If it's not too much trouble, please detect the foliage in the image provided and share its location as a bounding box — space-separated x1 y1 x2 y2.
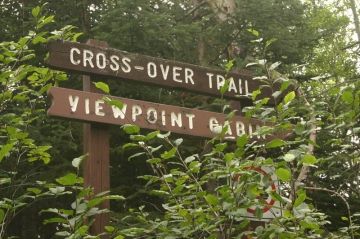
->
0 1 359 238
0 5 122 238
42 156 124 238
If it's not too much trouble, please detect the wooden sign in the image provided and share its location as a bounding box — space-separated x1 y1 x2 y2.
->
48 87 282 140
46 41 281 104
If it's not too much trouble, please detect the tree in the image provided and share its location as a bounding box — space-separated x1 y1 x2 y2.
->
1 1 359 238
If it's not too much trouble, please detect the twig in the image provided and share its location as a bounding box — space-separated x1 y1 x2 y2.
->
304 186 354 239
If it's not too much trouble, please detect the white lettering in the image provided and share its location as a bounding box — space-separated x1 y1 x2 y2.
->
70 48 81 65
85 98 90 115
207 73 214 89
239 79 243 94
95 100 105 116
160 64 170 80
83 50 94 68
96 53 106 69
121 57 131 73
171 112 182 127
245 80 249 95
236 121 246 136
147 62 157 78
146 107 158 124
185 68 194 84
161 110 166 126
132 105 142 121
110 55 120 71
68 95 79 112
228 77 237 93
185 113 195 129
112 104 127 119
248 124 253 136
173 66 182 83
209 117 221 134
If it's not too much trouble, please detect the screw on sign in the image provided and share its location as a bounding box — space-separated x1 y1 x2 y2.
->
233 166 282 221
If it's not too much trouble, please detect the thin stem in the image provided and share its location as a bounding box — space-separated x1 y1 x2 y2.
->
304 186 354 239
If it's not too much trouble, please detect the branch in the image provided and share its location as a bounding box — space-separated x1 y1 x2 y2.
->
295 87 317 187
304 186 354 239
286 87 317 210
341 40 360 50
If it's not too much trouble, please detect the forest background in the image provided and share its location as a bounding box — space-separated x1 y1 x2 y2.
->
0 0 359 238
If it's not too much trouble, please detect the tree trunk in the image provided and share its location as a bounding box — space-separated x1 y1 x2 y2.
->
207 0 236 22
348 0 360 43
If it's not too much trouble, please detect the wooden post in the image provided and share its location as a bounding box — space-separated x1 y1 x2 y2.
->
83 39 110 237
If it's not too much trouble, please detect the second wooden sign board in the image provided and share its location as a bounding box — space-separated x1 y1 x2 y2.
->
48 87 285 141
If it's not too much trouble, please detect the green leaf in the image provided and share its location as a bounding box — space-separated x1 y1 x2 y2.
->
294 189 306 207
189 161 201 173
145 131 159 141
72 155 86 169
301 154 317 166
220 79 230 95
269 62 281 70
247 28 259 37
215 143 227 152
255 207 263 219
0 143 14 162
341 90 353 104
122 124 140 134
76 225 89 236
270 191 285 203
275 168 291 182
105 226 115 233
146 158 162 164
252 89 261 101
236 134 248 148
27 187 42 195
283 91 295 104
205 194 219 206
114 235 125 239
56 173 83 186
32 36 47 44
174 138 183 146
280 81 290 92
94 82 110 94
32 6 41 17
43 217 68 225
128 152 145 161
161 147 177 160
283 153 295 162
265 38 277 48
88 197 105 208
224 153 234 162
184 155 196 164
0 209 4 222
0 178 11 185
157 131 171 139
266 139 285 149
225 60 234 72
103 97 124 109
130 134 146 141
122 143 139 150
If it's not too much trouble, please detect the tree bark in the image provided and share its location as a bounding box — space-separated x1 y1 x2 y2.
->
348 0 360 43
207 0 236 22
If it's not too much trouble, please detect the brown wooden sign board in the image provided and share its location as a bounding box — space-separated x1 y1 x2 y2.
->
48 87 284 141
46 41 281 104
